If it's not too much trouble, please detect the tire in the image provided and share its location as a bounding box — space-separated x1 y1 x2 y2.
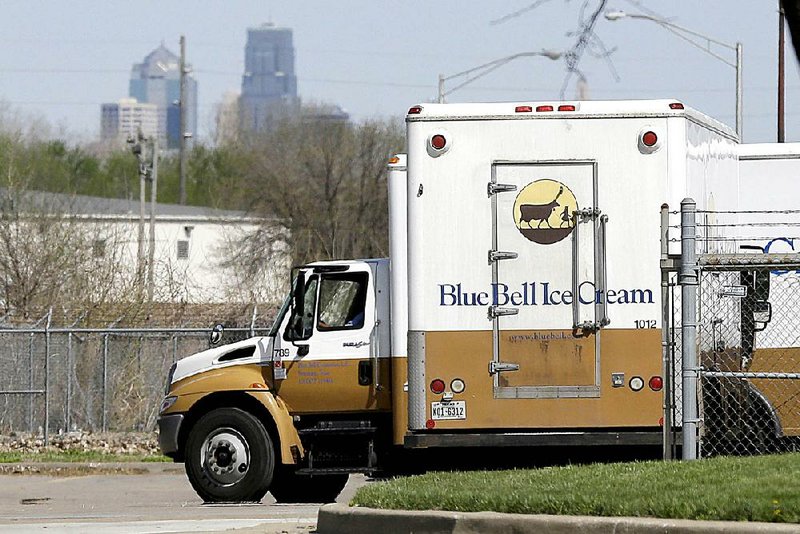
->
270 467 349 503
184 407 275 502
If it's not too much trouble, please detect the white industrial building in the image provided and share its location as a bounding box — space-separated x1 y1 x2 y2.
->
10 190 289 305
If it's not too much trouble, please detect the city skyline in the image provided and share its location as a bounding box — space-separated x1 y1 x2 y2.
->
0 2 797 144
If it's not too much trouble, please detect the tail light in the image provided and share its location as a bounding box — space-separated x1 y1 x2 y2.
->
649 376 664 391
430 134 447 150
430 379 446 394
642 131 658 147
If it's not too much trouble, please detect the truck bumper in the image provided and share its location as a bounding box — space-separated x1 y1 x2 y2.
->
157 413 184 458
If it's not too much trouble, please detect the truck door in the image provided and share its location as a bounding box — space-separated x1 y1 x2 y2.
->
489 161 608 399
270 264 387 412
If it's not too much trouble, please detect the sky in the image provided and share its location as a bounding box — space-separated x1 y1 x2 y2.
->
0 1 796 144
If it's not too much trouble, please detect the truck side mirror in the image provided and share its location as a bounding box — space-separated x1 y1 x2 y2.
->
753 300 772 332
209 324 224 346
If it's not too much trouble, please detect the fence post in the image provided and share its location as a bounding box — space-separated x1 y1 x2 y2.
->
66 332 72 432
102 333 108 432
28 333 34 433
44 309 51 445
680 198 699 460
660 204 673 460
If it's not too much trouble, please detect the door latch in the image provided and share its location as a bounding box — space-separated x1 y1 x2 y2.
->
489 361 520 375
488 306 519 319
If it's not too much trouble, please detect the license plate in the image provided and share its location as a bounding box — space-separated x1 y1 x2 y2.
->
431 401 466 420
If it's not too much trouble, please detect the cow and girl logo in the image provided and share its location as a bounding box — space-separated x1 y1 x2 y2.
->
513 179 578 245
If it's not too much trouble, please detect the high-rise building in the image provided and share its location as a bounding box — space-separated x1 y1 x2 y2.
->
100 98 159 144
129 44 197 148
239 23 299 132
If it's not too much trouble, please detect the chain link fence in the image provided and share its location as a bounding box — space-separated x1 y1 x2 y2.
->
0 324 269 444
663 200 800 459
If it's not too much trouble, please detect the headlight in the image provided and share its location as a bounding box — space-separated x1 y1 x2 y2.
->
160 396 178 414
165 363 177 395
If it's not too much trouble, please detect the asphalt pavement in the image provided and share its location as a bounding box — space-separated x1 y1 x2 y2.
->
0 462 368 533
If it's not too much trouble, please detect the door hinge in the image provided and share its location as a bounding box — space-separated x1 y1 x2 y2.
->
489 361 520 375
488 183 517 196
488 306 519 319
488 250 518 263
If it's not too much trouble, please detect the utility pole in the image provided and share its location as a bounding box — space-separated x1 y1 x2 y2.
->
179 35 188 205
147 137 158 303
128 132 148 292
779 3 786 142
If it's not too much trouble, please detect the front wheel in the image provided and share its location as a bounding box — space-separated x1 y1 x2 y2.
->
185 407 275 502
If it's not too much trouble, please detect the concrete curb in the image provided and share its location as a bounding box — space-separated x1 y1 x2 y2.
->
317 503 800 534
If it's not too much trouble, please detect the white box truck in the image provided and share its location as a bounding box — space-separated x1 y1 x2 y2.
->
158 100 739 502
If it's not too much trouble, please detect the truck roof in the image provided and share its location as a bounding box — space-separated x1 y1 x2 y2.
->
407 99 736 140
738 142 800 159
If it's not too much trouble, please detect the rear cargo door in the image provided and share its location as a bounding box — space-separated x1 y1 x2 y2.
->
489 161 606 399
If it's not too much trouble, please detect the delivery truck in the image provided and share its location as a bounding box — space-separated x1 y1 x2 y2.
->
158 99 740 503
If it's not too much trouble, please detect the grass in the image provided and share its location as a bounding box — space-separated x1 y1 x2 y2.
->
0 450 170 463
352 453 800 523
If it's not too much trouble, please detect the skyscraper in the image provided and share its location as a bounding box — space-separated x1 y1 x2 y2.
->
129 44 197 148
239 23 299 132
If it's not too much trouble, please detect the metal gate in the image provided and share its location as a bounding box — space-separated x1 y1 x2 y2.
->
662 199 800 459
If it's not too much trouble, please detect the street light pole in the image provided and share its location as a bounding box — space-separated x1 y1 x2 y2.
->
605 11 743 139
438 49 562 103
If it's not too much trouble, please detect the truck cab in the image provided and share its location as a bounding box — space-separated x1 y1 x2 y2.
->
158 259 393 503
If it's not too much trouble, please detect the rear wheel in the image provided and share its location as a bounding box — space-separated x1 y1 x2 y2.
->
185 407 274 502
270 467 349 503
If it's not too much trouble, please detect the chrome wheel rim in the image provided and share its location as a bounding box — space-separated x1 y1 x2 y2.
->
201 427 250 486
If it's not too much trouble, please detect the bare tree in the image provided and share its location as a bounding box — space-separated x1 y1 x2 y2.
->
235 109 404 266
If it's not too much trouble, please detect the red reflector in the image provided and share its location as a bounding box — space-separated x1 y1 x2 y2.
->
431 134 447 150
669 102 684 110
408 106 422 114
659 416 664 427
649 376 664 391
642 131 658 147
430 379 446 394
515 105 533 113
426 419 436 429
536 105 554 112
558 105 576 111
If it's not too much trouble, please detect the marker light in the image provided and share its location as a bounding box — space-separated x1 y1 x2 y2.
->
388 156 400 164
450 378 466 394
536 105 554 112
408 106 422 115
649 376 664 391
430 379 446 394
630 376 644 392
515 105 533 113
431 134 447 150
160 396 177 414
558 105 576 111
669 102 685 110
642 131 658 147
249 382 267 389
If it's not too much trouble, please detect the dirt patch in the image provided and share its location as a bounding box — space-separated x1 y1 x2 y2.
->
0 463 151 476
0 431 159 456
